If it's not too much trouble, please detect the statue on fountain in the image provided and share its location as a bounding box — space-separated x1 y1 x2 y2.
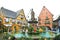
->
28 9 38 29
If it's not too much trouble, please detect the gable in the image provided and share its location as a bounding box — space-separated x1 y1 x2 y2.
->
17 9 27 21
39 6 53 18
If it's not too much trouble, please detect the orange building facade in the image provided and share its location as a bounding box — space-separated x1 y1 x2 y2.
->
38 6 53 29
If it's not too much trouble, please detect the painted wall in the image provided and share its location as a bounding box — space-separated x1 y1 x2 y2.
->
0 9 27 31
38 6 53 29
16 9 27 26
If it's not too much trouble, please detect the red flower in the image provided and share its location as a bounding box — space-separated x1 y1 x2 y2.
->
34 29 36 32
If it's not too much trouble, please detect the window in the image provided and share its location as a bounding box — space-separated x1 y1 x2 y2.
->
21 15 24 16
20 15 24 18
45 20 50 24
45 16 49 20
17 22 20 24
5 18 10 23
17 20 20 24
12 20 16 24
38 18 41 21
23 23 25 25
39 22 41 24
17 20 22 24
21 18 23 20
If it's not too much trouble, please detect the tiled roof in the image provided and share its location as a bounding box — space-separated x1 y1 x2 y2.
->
0 7 17 18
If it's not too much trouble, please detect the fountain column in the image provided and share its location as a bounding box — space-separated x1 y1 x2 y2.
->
28 9 38 29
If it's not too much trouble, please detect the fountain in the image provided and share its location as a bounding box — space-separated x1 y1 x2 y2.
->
28 9 38 29
27 9 39 40
8 9 38 39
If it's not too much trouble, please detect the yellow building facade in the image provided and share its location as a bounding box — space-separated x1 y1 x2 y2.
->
16 9 27 26
0 7 27 32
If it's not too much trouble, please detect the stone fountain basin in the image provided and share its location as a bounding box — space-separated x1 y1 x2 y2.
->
13 33 25 38
28 20 38 23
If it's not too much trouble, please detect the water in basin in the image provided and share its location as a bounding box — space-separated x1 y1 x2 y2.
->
14 33 25 38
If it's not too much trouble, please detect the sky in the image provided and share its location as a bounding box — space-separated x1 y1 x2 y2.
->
0 0 60 20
